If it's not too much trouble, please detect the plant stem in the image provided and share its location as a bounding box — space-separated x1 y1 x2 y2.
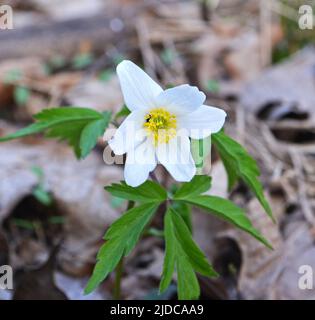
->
113 257 124 300
127 200 135 210
113 200 134 300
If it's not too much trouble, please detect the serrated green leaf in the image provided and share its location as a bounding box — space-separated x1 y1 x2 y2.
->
170 208 218 277
105 203 158 254
191 136 211 174
159 208 218 299
0 107 111 159
179 194 272 249
105 180 167 203
220 152 238 191
84 237 125 295
213 131 274 221
173 175 211 200
171 201 192 233
159 210 176 293
85 203 158 294
176 250 200 300
80 115 111 158
45 119 87 157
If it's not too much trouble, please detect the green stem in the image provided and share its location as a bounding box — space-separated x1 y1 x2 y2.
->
112 200 134 300
113 257 124 300
127 200 135 210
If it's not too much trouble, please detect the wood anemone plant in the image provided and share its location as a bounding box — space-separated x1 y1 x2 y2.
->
0 60 274 300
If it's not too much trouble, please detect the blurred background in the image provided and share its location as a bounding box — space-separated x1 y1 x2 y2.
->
0 0 314 300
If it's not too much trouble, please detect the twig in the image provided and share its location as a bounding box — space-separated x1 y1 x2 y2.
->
259 0 272 67
136 18 156 77
290 150 315 226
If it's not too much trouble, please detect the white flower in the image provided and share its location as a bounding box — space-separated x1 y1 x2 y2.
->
108 60 226 187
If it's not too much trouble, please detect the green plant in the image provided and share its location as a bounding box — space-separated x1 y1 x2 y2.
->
0 60 274 300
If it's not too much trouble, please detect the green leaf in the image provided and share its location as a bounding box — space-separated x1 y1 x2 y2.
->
14 86 30 106
79 115 111 158
99 68 114 82
48 216 65 224
179 194 272 249
85 203 158 294
171 201 192 233
12 218 36 230
171 208 218 277
159 210 176 294
0 107 111 159
191 136 212 174
31 165 44 180
85 237 125 295
110 196 126 209
205 79 220 93
105 180 167 203
72 53 93 69
146 227 164 238
161 48 175 65
114 104 131 120
173 175 211 200
213 131 274 221
220 152 238 191
30 165 52 206
160 208 218 299
176 250 200 300
32 186 53 206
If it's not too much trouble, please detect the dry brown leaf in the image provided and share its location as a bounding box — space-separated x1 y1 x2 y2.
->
0 136 122 276
216 198 283 299
240 47 315 120
66 76 123 114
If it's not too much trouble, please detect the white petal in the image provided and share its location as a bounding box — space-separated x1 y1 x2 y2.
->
178 105 226 139
124 139 157 187
156 134 196 182
156 84 205 115
116 60 163 111
108 110 146 155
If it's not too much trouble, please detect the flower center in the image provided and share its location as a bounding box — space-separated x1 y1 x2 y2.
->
144 108 177 145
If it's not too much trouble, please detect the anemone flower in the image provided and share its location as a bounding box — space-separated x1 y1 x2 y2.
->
108 60 226 187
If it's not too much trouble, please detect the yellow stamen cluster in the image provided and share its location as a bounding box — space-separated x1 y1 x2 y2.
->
144 108 177 145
